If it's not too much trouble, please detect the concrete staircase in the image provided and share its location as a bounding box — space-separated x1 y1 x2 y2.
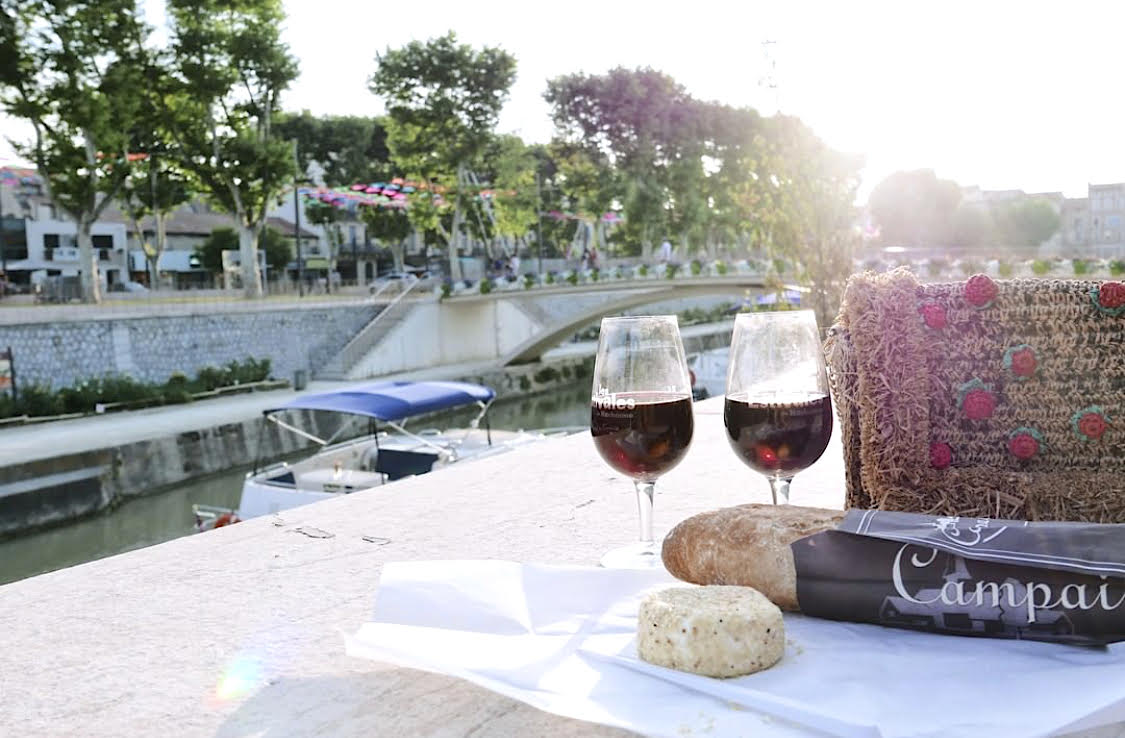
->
315 279 422 380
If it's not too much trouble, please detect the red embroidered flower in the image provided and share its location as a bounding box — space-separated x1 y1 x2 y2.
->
929 442 953 469
1010 348 1037 377
1100 281 1125 309
1078 413 1108 440
920 302 947 330
963 388 996 420
965 274 998 308
1008 432 1040 460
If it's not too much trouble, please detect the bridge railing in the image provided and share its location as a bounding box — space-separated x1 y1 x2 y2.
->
331 275 423 375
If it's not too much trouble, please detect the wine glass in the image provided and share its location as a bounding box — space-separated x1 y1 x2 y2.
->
724 310 832 505
591 315 694 568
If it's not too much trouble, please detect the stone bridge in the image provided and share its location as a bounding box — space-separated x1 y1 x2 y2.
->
328 275 780 380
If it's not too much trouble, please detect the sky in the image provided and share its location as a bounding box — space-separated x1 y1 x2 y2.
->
3 0 1125 201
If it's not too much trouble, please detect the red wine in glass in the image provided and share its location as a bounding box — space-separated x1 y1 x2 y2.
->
591 392 694 481
724 392 833 476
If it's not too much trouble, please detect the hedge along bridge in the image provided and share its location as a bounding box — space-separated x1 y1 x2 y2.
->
316 274 780 381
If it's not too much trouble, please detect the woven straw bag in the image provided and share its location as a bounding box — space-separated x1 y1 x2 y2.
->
825 268 1125 522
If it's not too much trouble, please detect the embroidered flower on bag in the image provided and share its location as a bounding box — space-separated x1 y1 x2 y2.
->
1091 281 1125 316
1071 406 1111 441
956 378 997 420
965 273 998 308
929 442 953 469
919 301 947 330
1003 344 1037 380
1007 427 1043 460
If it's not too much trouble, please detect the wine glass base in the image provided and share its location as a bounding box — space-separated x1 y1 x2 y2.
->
599 541 664 569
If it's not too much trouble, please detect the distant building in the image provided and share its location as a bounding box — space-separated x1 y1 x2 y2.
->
1060 197 1089 251
1086 183 1125 257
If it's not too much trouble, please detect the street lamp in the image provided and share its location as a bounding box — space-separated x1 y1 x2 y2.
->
292 139 305 297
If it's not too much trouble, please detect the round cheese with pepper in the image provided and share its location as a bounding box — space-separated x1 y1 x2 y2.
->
637 585 785 678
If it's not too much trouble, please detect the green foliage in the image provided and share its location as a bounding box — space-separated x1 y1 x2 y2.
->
0 358 274 419
360 204 412 273
276 112 392 187
196 227 288 275
194 365 227 392
544 67 768 254
166 0 299 297
996 198 1061 247
195 227 239 273
440 282 452 299
523 274 534 290
1110 260 1125 276
1073 259 1090 276
638 264 650 277
715 261 728 276
677 303 734 326
518 375 531 391
6 384 62 417
478 278 493 294
868 170 962 247
0 0 153 302
690 260 702 276
997 261 1015 278
258 227 292 273
561 365 572 379
589 268 600 282
1031 259 1052 276
533 366 560 383
545 272 556 285
370 32 516 280
566 271 578 286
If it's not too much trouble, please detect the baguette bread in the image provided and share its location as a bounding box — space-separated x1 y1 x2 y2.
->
661 504 844 611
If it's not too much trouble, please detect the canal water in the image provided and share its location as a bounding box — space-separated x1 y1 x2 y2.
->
0 382 593 586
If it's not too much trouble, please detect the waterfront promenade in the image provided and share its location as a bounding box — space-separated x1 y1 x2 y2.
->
0 321 730 469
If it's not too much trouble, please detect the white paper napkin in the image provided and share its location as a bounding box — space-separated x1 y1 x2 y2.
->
347 560 1125 737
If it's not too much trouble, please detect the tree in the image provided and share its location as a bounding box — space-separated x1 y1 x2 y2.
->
359 204 411 274
0 0 149 303
545 68 757 259
868 169 962 247
165 0 298 298
950 203 994 249
996 198 1060 247
766 116 863 328
196 225 288 275
275 112 392 187
370 31 517 281
547 68 692 256
258 226 291 272
121 155 194 289
194 226 238 273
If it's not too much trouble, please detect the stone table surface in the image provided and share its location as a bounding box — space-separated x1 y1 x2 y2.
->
1 396 1116 737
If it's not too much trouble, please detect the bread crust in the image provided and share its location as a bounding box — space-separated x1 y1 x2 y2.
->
661 504 845 611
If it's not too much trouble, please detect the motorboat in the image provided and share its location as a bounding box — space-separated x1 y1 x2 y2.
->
193 380 576 530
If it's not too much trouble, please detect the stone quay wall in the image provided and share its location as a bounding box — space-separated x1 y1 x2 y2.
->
1 303 382 388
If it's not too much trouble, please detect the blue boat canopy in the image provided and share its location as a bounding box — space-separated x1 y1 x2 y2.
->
266 381 495 422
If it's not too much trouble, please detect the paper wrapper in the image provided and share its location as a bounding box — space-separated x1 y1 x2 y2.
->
794 510 1125 645
348 560 1125 738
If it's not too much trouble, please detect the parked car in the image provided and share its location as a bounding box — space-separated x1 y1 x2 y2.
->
108 281 150 293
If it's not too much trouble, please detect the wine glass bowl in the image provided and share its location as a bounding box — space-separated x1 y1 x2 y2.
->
724 310 832 504
590 315 694 568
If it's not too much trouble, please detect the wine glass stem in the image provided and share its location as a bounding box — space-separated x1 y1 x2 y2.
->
769 476 792 505
635 480 655 543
